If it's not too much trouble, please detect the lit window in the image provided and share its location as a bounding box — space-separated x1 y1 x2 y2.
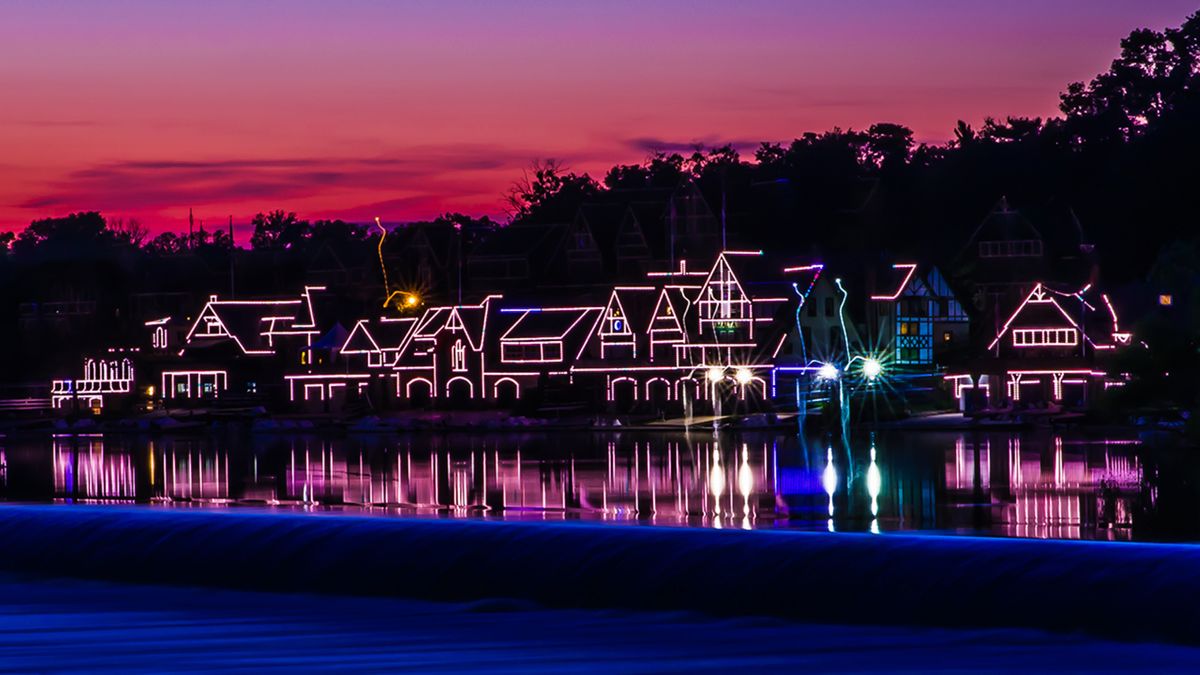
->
943 331 952 343
451 340 467 372
1013 328 1078 347
1159 294 1173 307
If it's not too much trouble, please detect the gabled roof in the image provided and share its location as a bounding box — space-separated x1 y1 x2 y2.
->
500 307 601 341
988 283 1082 351
399 222 460 269
342 320 381 354
469 223 565 259
373 317 418 349
456 304 490 351
575 203 628 253
307 239 369 273
404 298 495 352
606 286 659 334
342 317 416 354
869 263 918 301
961 197 1044 252
184 289 325 355
648 288 686 339
311 322 350 351
692 251 763 310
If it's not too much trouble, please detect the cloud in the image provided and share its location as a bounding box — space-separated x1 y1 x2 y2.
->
16 144 533 217
623 136 762 156
320 192 507 223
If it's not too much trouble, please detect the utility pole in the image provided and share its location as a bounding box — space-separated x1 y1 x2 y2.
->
668 197 676 278
229 215 236 298
721 177 727 251
455 223 464 305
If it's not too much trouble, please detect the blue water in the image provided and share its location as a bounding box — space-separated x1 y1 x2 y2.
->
0 429 1194 542
2 430 1197 671
6 570 1199 672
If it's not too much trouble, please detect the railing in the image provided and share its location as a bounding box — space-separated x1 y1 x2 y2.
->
0 398 51 411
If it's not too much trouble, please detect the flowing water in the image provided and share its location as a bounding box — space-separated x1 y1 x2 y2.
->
0 429 1196 542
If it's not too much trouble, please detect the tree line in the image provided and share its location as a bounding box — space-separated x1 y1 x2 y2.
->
4 12 1197 282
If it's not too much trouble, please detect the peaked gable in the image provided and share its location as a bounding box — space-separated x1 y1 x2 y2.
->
988 283 1082 351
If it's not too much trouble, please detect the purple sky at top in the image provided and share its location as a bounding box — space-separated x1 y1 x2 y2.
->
0 0 1194 239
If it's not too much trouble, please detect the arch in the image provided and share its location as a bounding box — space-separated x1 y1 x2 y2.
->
609 376 639 402
405 377 434 407
406 377 434 396
446 375 474 404
610 376 638 413
493 377 520 406
739 376 768 400
675 377 699 404
645 377 672 410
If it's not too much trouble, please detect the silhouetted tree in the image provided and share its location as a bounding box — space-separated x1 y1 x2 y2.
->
250 210 310 250
864 123 914 172
506 160 600 224
11 212 129 258
145 232 186 255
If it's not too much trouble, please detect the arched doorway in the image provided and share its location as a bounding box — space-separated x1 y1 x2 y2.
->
646 378 671 416
446 377 474 406
406 378 432 408
494 378 520 407
611 377 637 413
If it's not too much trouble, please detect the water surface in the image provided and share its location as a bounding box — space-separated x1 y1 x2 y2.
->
1 430 1195 542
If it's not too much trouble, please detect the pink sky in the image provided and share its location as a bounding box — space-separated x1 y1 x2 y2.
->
1 0 1194 241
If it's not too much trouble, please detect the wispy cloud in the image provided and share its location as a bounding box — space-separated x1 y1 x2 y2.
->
623 136 762 156
17 144 533 217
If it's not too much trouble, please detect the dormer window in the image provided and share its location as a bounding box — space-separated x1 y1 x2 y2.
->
607 310 626 334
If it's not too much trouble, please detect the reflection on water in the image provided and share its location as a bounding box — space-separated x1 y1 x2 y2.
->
0 430 1194 542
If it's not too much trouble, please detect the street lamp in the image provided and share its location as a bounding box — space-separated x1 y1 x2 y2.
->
863 357 883 381
817 363 839 381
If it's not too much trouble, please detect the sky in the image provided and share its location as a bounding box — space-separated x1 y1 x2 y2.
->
1 0 1195 241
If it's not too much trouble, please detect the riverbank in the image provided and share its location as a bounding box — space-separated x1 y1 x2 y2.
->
0 506 1197 646
2 406 1183 437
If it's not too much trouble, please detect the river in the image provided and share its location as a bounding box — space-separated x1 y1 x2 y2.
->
1 429 1195 542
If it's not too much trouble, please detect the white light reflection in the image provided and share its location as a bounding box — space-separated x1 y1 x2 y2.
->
822 447 837 531
709 447 725 527
867 444 881 534
738 444 753 530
